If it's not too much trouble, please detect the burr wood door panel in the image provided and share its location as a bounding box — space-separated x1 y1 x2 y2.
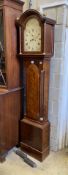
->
26 64 40 121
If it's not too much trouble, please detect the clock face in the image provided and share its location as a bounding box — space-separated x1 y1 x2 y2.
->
24 18 41 52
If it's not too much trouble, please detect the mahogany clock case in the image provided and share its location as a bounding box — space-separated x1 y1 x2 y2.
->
0 0 24 162
16 9 55 56
16 10 56 161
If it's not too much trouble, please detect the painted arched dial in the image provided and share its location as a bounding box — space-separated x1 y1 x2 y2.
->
24 18 41 52
26 64 40 120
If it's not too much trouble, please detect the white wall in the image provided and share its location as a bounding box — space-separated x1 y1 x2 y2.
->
39 1 68 151
22 0 29 11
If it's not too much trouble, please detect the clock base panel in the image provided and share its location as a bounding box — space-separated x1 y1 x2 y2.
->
20 118 50 161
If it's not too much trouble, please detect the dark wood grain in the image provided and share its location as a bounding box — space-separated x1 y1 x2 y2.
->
20 118 50 161
44 24 54 56
43 60 50 120
0 0 24 162
4 2 23 89
26 64 40 120
0 89 21 155
17 9 56 161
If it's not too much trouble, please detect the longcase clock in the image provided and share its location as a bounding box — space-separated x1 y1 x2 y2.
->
16 9 56 161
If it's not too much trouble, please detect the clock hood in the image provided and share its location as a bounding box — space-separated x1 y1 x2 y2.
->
16 9 56 26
